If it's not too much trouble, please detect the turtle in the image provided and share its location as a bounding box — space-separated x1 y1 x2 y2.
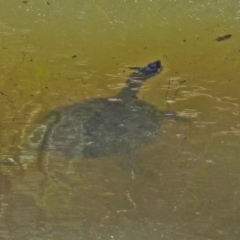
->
26 60 179 170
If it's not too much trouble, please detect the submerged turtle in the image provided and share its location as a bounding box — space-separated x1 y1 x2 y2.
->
26 60 178 169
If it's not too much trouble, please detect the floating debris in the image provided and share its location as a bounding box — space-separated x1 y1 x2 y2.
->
215 34 232 42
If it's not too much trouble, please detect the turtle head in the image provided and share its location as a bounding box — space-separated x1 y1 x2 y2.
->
128 60 162 81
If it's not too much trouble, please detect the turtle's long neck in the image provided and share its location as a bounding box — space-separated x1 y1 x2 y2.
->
115 77 146 101
114 60 161 102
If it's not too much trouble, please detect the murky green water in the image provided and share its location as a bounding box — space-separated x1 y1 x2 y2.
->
0 0 240 239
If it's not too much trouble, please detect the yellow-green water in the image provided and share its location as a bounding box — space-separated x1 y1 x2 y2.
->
0 0 240 239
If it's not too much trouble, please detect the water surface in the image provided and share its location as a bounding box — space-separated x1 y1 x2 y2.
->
0 0 240 239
